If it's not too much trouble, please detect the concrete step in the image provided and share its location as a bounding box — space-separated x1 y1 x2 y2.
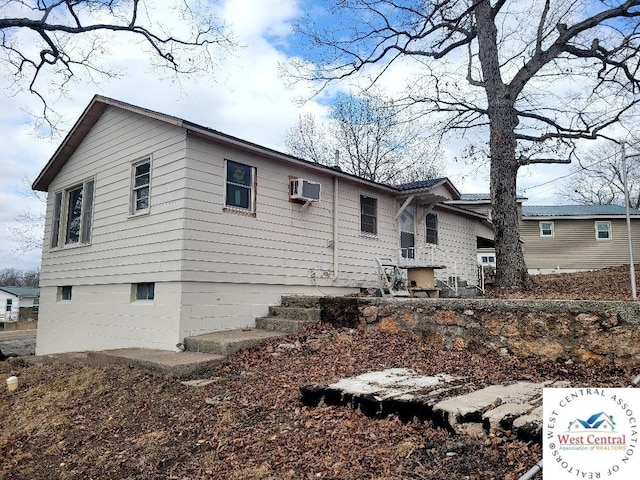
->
255 316 311 333
87 348 225 376
280 295 323 308
183 328 286 356
268 306 322 321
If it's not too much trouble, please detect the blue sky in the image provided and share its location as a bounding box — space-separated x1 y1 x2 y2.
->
0 0 609 272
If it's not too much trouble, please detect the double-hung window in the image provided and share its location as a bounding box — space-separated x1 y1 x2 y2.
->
131 159 151 214
225 160 255 212
595 221 611 241
51 179 95 249
360 195 377 235
539 221 554 238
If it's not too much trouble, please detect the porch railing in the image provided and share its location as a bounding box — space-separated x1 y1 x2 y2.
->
397 245 481 295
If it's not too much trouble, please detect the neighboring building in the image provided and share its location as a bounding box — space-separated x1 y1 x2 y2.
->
32 95 493 355
0 287 40 322
521 205 640 274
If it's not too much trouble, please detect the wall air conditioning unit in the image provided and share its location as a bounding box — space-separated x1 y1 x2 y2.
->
290 178 321 202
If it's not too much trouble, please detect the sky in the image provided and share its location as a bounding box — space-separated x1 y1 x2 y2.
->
0 0 623 272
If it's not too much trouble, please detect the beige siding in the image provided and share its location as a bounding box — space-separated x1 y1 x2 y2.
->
182 136 396 290
40 106 188 287
427 208 479 285
522 218 640 271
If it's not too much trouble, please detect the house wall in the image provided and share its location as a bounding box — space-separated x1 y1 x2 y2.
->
37 107 189 354
36 283 182 354
521 218 640 273
414 206 480 286
0 292 18 321
177 135 397 332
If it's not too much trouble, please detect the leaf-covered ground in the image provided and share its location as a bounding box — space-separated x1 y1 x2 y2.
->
486 264 640 300
1 266 639 480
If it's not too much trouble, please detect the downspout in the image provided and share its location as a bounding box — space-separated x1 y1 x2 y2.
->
333 176 339 282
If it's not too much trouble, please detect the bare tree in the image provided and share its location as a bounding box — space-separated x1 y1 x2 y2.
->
285 92 444 183
557 143 640 208
1 0 235 129
0 268 39 287
289 0 640 288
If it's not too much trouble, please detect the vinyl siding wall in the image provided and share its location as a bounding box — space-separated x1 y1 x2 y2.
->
177 135 396 333
36 107 189 354
522 218 640 272
182 135 397 289
425 207 479 285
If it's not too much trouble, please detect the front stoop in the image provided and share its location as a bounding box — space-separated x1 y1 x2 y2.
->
183 329 287 356
87 348 225 376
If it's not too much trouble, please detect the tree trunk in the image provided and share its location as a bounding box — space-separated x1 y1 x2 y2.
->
475 0 533 289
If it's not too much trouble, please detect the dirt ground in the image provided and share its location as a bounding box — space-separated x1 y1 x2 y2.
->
1 266 639 480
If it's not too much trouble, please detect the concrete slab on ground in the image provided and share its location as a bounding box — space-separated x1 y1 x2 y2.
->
184 328 286 356
300 368 570 443
87 348 225 376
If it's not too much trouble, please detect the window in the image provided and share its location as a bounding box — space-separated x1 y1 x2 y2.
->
360 195 377 235
5 299 12 312
225 160 255 212
51 179 95 248
481 255 495 264
32 297 39 313
135 283 155 301
539 221 554 237
426 213 438 245
131 159 151 214
59 286 72 301
595 221 611 241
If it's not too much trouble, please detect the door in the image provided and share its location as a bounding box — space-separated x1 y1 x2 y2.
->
399 205 415 259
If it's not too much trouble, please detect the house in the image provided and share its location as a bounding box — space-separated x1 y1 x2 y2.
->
0 287 40 322
31 95 493 355
521 205 640 274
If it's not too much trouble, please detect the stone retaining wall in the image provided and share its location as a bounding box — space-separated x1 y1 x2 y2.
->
319 297 640 366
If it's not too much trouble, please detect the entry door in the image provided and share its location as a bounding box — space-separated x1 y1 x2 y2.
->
399 205 415 259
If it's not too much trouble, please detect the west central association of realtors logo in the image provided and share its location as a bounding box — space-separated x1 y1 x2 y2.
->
543 388 640 479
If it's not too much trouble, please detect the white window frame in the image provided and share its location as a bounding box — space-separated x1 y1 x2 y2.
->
595 221 612 241
51 179 95 249
130 158 151 215
224 159 256 213
539 221 554 238
360 194 378 236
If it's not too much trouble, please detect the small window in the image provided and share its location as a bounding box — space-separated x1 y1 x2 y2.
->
59 286 72 301
426 213 438 244
595 221 611 241
32 297 39 313
135 283 155 301
131 159 151 214
5 299 12 312
51 179 95 248
539 221 554 237
225 160 255 212
360 195 377 235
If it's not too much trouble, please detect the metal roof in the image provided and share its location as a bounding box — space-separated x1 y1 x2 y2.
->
522 205 640 217
0 287 40 298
